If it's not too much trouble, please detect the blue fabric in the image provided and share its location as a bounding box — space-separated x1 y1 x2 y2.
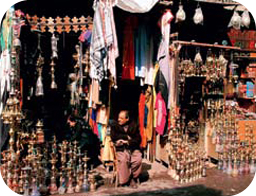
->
246 81 254 98
91 109 97 121
144 105 148 128
97 123 103 141
135 24 149 78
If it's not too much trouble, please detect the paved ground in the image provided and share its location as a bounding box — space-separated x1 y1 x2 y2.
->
56 160 255 196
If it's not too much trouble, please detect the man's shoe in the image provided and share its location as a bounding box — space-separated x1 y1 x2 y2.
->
129 179 138 189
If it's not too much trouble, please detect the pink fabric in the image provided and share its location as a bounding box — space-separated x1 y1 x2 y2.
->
155 92 167 135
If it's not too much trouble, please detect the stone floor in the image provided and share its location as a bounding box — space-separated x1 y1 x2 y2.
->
56 160 255 196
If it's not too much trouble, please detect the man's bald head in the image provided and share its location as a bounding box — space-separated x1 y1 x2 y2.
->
118 110 129 125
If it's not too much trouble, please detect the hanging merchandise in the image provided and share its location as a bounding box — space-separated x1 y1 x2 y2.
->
193 48 203 77
122 17 137 80
155 9 174 106
69 73 79 107
35 54 44 97
228 11 242 30
218 52 228 78
135 20 154 86
50 34 58 89
241 10 250 28
193 6 204 25
51 34 58 59
79 30 92 45
169 43 181 128
50 59 57 89
175 3 186 23
117 0 158 13
155 9 174 136
194 49 203 64
90 0 118 83
0 8 15 114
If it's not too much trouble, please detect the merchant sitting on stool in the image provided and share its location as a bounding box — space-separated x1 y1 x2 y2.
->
110 110 142 188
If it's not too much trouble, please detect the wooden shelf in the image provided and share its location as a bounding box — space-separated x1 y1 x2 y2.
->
237 96 255 100
240 77 255 80
235 56 256 59
238 49 256 53
172 40 240 50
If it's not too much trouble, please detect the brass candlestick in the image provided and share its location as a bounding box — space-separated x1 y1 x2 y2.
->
12 163 19 193
82 152 90 192
18 168 24 195
49 158 58 194
58 140 68 194
75 148 83 193
7 153 14 190
22 157 32 196
50 58 57 89
1 151 8 184
66 163 74 194
72 141 78 190
1 68 23 155
36 120 44 144
88 169 97 192
49 136 58 195
66 143 74 194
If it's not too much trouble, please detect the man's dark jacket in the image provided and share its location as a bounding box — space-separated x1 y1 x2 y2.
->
110 121 141 152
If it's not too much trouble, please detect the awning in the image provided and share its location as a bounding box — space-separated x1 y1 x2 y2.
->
116 0 159 13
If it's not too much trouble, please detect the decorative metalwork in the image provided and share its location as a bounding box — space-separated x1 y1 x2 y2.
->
26 14 93 34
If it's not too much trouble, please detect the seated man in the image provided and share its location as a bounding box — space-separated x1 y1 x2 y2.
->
110 110 142 188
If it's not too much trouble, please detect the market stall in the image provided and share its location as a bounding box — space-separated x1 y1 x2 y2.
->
0 0 255 195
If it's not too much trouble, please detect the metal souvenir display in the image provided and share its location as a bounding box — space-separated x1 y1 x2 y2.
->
49 136 58 194
167 117 207 184
214 105 256 176
82 151 90 192
35 53 44 96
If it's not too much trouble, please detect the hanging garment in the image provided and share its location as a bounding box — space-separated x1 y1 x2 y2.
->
138 92 147 148
101 134 115 162
0 50 11 114
155 92 167 135
96 106 109 125
153 63 160 129
168 44 181 112
97 123 103 141
144 30 154 86
117 0 158 13
156 10 174 108
91 108 99 137
0 8 14 51
79 30 92 44
99 79 111 106
107 3 119 86
135 23 147 78
90 1 118 81
88 79 100 108
122 17 137 80
0 9 14 114
145 85 154 142
90 1 105 81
